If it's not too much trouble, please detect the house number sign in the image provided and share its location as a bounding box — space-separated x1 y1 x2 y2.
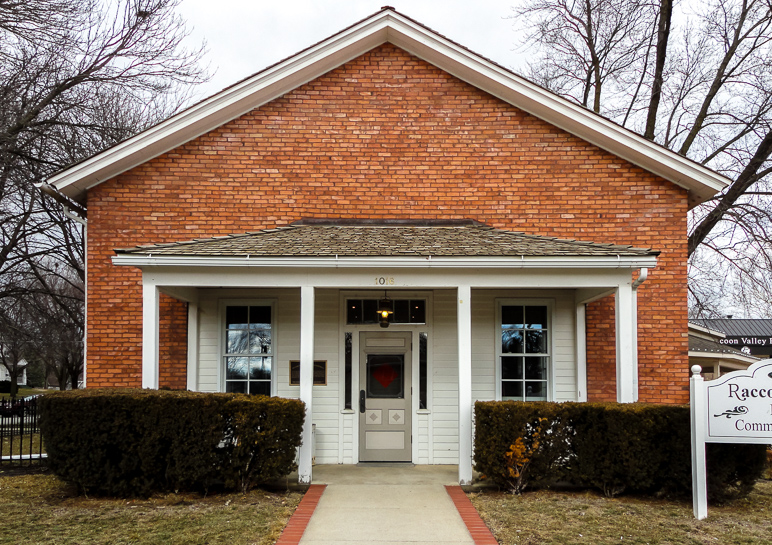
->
690 360 772 519
374 277 395 286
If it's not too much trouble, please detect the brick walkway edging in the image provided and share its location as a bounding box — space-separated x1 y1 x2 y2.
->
275 484 326 545
445 485 499 545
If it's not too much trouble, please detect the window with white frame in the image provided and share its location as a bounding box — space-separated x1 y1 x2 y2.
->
499 303 550 401
223 305 272 396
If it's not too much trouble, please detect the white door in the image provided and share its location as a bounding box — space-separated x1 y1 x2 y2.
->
359 331 412 462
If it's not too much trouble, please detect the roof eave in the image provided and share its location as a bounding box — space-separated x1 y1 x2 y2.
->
49 9 729 207
111 254 658 269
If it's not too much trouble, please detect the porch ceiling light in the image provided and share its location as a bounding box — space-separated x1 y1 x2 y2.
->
378 293 393 328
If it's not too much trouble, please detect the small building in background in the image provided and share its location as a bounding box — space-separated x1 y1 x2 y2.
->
0 361 27 386
689 322 761 380
690 318 772 360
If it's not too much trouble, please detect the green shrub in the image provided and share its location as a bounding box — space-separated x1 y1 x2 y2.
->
473 401 572 493
474 401 767 500
39 389 304 496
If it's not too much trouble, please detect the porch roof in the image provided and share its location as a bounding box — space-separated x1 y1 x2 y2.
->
115 220 659 259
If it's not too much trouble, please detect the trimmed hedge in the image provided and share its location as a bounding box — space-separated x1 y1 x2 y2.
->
474 401 767 500
39 389 304 496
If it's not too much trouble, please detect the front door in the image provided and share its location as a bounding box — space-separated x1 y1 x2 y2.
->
358 331 412 462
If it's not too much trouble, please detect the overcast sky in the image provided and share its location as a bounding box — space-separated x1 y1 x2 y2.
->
176 0 526 100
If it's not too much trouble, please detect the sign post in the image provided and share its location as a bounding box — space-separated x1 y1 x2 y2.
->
690 360 772 519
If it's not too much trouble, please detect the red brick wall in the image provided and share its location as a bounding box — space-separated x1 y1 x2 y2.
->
86 44 689 401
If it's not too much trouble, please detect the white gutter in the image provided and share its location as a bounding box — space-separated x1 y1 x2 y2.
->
632 267 648 289
111 254 658 269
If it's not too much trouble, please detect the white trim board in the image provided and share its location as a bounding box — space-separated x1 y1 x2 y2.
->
49 9 728 207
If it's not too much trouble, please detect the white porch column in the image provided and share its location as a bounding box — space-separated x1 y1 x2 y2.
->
575 303 588 402
298 286 315 485
186 302 199 391
457 285 473 485
615 283 637 402
142 280 160 389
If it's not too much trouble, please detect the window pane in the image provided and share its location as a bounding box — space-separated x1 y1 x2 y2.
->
393 299 409 323
525 381 547 401
226 381 247 394
226 357 249 379
367 354 404 398
419 332 428 410
525 306 547 329
249 357 271 380
410 300 426 323
347 300 362 324
502 329 524 353
249 381 270 396
227 330 248 353
345 332 352 409
525 357 547 379
501 356 523 380
362 300 378 324
501 306 524 328
525 330 547 354
226 306 249 329
502 381 523 400
249 330 271 354
249 306 271 328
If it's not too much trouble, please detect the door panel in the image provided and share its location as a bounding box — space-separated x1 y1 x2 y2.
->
359 332 412 462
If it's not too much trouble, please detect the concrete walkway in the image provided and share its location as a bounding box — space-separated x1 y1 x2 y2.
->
294 465 479 545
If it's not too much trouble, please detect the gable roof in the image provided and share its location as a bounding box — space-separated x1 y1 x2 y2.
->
48 7 729 208
690 319 772 338
112 220 658 269
688 323 760 363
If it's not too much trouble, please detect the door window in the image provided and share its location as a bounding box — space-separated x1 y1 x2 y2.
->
366 354 404 398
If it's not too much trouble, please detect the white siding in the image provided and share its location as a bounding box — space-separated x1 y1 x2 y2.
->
192 287 579 466
432 290 458 464
308 289 340 464
470 289 578 404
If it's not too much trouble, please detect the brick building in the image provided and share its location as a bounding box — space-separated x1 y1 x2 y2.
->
46 8 728 484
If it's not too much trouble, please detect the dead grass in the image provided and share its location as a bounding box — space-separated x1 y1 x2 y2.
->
0 467 302 545
1 433 44 456
470 479 772 545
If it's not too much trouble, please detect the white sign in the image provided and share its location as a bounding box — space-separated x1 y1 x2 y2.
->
691 360 772 520
707 362 772 439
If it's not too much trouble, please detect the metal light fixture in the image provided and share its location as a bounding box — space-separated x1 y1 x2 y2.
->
377 292 393 328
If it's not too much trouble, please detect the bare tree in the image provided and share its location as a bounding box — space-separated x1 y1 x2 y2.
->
0 294 34 398
511 0 772 316
0 0 208 376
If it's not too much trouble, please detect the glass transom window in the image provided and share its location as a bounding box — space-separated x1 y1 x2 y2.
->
500 304 549 401
347 299 426 324
224 305 272 396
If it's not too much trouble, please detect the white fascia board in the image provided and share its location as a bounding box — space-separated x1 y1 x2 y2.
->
111 254 657 270
382 17 728 206
689 351 759 366
688 322 728 339
48 10 728 206
48 16 394 201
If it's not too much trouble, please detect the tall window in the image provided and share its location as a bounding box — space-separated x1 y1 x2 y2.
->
500 304 549 401
224 305 272 396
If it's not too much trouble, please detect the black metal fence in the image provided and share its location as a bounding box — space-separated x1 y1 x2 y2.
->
0 396 45 465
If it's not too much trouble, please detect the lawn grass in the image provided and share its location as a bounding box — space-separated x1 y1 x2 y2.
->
1 433 44 457
0 468 302 545
0 387 47 400
470 479 772 545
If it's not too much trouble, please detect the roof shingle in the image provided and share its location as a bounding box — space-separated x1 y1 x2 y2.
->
115 220 658 259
